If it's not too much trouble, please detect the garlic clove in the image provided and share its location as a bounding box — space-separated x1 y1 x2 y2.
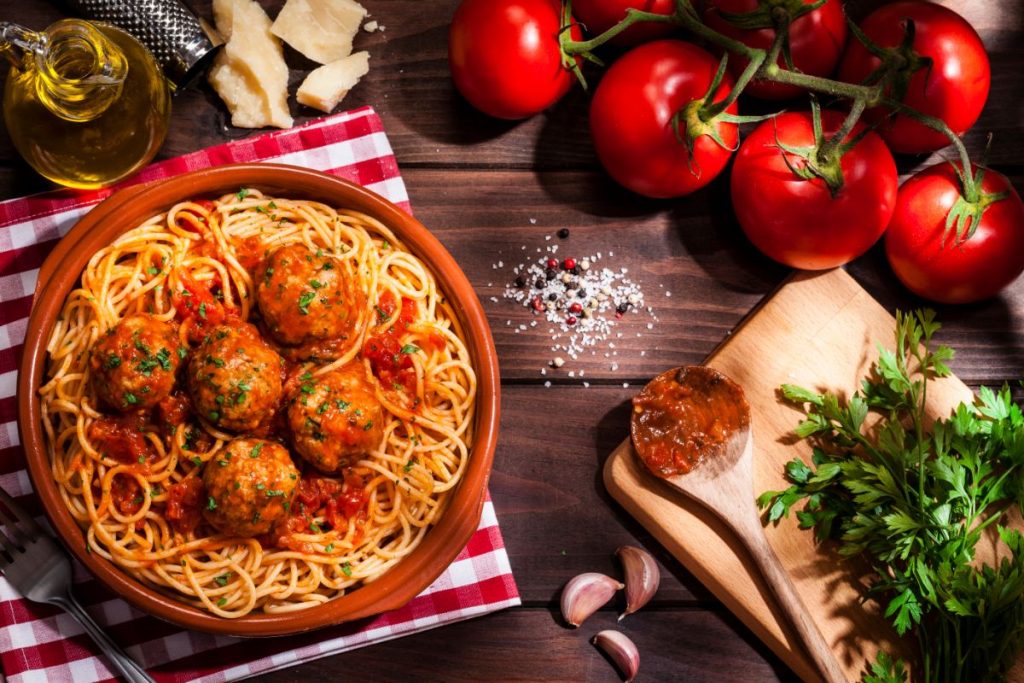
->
616 545 660 620
592 629 640 682
560 572 623 627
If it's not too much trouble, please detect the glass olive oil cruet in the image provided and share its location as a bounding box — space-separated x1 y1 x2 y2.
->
1 19 171 189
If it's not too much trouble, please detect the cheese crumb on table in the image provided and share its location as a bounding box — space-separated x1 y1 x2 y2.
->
208 0 293 129
297 52 370 113
271 0 368 64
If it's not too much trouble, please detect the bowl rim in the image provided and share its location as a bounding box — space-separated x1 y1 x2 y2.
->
16 163 501 637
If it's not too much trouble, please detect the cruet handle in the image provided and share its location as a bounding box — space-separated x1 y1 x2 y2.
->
0 22 46 71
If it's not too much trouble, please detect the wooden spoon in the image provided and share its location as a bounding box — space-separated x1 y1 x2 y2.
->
631 366 846 683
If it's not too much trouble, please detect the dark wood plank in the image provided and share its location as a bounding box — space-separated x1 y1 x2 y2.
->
252 607 799 683
1 0 1021 169
495 384 716 603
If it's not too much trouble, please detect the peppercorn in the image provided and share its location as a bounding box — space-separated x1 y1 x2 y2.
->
514 276 526 288
566 315 577 326
546 257 559 269
557 228 570 239
569 302 583 314
616 302 630 314
548 293 557 302
535 278 545 289
563 258 576 270
545 268 557 280
531 296 544 312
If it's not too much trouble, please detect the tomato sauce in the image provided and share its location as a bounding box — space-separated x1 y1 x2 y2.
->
363 292 418 396
89 414 154 466
171 269 233 342
111 474 144 516
165 477 204 535
630 366 749 477
271 472 368 552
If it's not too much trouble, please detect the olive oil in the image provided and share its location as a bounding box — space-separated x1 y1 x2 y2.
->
2 20 171 189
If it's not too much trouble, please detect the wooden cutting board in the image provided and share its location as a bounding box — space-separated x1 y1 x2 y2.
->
604 268 985 682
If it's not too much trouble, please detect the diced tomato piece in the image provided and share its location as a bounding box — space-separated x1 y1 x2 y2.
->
165 478 204 535
89 415 153 465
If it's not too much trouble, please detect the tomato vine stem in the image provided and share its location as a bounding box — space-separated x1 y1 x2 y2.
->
559 0 982 201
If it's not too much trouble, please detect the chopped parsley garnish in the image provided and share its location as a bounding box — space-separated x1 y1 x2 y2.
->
309 521 322 534
400 344 420 355
375 306 389 323
147 267 159 276
191 456 202 466
266 489 286 497
214 572 231 586
341 562 353 577
309 279 324 289
217 459 229 467
235 188 249 201
250 442 264 458
363 421 374 431
334 399 350 411
208 356 225 367
177 347 188 360
404 458 417 473
137 455 146 464
217 597 227 607
256 483 265 490
206 496 217 511
105 354 122 369
324 543 334 553
208 410 220 422
321 261 334 271
124 392 138 405
136 357 159 376
300 382 316 395
298 291 316 315
317 402 329 415
300 372 313 381
198 302 207 319
156 347 172 370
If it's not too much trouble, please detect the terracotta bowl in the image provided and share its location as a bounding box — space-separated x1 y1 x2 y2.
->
17 164 501 636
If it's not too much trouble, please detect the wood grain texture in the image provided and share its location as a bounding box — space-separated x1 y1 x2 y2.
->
250 607 799 683
0 0 1022 681
605 269 985 681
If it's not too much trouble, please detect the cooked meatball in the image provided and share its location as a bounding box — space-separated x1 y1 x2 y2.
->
255 244 365 354
202 438 299 537
187 323 283 432
90 314 185 411
287 363 384 473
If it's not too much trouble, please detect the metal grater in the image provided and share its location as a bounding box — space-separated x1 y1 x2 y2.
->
64 0 222 88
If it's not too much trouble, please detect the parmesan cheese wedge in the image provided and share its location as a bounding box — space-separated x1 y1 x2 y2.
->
271 0 367 65
296 51 370 113
208 0 293 129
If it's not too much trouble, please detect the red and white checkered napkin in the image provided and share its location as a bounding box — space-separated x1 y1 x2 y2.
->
0 107 520 682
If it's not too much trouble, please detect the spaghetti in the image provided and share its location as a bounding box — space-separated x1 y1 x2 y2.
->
39 189 476 617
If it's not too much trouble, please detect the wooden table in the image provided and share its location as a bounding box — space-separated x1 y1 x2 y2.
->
2 0 1022 680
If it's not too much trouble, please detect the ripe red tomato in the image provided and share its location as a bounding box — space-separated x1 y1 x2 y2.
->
589 40 738 199
886 164 1024 304
838 1 990 154
731 110 898 270
703 0 847 100
448 0 581 120
572 0 676 46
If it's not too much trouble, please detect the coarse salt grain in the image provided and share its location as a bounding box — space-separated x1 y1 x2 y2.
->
501 244 658 373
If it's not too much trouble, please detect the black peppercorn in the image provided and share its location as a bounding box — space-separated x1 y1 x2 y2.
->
514 276 526 288
617 302 630 314
557 228 570 239
545 268 557 280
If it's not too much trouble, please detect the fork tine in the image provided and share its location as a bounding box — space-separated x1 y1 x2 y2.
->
0 504 31 549
0 487 43 538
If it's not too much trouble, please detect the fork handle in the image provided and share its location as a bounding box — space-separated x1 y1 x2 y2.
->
52 592 155 683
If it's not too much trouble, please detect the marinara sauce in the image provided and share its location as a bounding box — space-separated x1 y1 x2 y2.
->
630 366 749 477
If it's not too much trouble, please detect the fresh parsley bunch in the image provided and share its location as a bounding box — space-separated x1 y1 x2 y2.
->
758 310 1024 682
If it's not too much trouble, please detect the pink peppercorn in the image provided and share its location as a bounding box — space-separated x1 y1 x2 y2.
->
566 315 577 325
569 302 583 314
563 258 576 270
546 257 559 269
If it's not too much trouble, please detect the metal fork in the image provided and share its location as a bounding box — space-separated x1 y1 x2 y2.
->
0 487 154 683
